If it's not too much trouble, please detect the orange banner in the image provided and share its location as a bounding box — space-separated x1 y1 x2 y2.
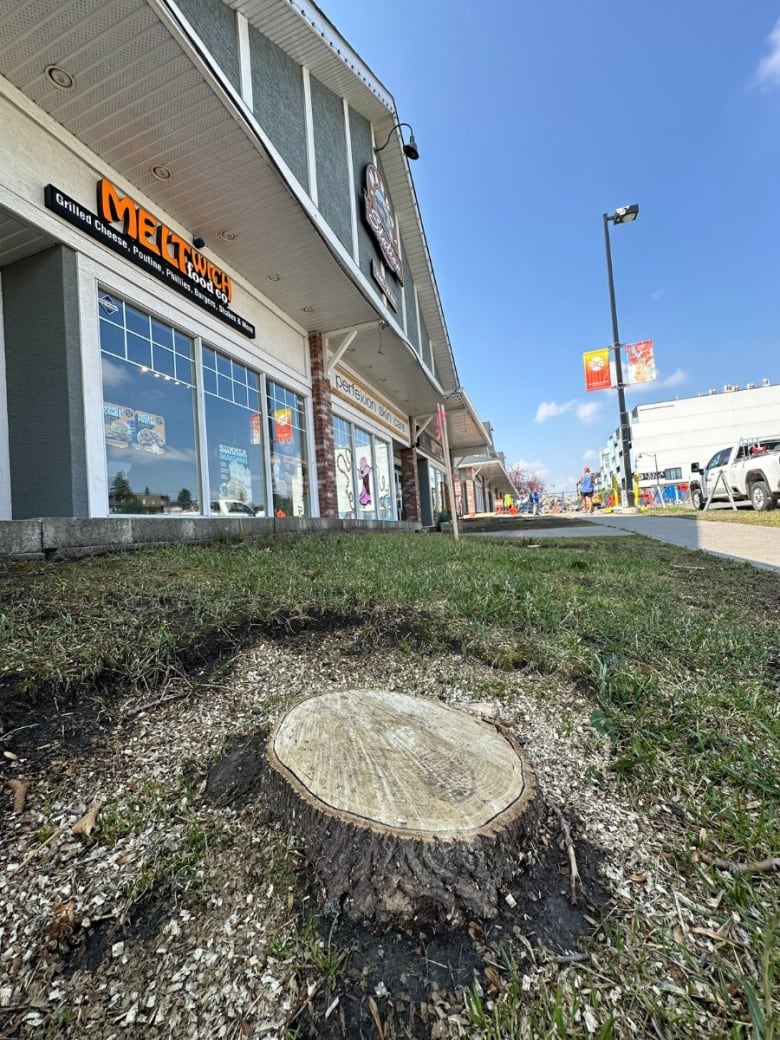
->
625 340 656 384
583 348 612 391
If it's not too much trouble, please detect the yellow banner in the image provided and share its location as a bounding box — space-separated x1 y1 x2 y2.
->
583 348 612 391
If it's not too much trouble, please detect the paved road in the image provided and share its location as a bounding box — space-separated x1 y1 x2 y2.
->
472 512 780 573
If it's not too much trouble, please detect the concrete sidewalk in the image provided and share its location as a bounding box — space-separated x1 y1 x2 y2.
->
584 513 780 572
470 512 780 573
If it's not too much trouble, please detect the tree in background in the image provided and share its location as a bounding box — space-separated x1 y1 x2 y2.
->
508 463 546 497
109 471 142 514
177 488 193 510
110 471 132 500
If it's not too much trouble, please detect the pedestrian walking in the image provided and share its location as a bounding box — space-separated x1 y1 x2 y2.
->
580 467 595 514
531 488 540 516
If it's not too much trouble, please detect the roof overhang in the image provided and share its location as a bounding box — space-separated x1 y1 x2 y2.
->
441 389 492 454
0 0 457 414
455 455 516 497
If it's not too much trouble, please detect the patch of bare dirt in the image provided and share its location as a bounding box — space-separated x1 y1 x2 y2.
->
1 628 657 1039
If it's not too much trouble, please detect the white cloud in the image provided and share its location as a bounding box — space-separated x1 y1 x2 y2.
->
583 448 598 461
626 367 688 395
650 288 665 302
756 18 780 89
535 397 603 423
509 456 546 474
535 399 575 422
659 367 688 388
575 400 602 422
101 356 133 389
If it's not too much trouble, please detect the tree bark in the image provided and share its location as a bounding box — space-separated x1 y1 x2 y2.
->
263 689 539 931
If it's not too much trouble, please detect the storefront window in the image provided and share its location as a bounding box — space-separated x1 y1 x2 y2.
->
354 427 375 517
99 292 198 514
429 465 443 518
202 346 265 514
333 416 354 518
331 415 394 521
267 381 308 517
374 440 393 519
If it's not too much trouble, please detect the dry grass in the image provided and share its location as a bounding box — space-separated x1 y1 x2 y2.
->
1 532 778 1039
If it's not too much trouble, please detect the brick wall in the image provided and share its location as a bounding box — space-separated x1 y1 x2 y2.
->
308 332 338 518
400 445 421 522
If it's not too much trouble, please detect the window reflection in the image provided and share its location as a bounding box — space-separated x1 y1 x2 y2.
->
268 381 308 517
202 347 265 514
99 292 198 514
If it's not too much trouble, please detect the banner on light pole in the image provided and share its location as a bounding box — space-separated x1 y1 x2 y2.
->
625 340 656 384
583 348 612 391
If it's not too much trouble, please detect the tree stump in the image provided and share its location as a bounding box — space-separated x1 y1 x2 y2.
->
263 689 539 931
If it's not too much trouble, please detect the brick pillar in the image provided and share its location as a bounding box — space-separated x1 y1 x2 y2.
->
464 469 477 515
400 445 421 523
308 331 338 518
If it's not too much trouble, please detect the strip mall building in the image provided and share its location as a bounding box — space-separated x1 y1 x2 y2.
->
0 0 513 542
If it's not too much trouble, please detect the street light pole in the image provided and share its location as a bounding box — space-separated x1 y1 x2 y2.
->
637 451 664 507
602 204 639 508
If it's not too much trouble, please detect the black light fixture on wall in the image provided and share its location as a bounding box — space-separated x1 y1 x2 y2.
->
375 122 419 161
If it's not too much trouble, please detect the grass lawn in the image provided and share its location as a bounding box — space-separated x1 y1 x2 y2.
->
1 532 778 1039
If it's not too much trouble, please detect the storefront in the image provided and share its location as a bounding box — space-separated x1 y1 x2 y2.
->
416 430 448 527
0 0 499 541
330 366 409 522
0 111 315 521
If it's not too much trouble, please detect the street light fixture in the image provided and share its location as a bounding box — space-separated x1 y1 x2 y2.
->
636 451 664 507
603 203 639 507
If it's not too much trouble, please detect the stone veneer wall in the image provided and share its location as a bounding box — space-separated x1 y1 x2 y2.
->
0 516 420 561
308 332 338 518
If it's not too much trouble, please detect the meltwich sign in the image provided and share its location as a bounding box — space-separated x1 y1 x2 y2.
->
45 179 255 338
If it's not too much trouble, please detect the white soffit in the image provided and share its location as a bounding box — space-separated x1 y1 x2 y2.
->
0 0 458 408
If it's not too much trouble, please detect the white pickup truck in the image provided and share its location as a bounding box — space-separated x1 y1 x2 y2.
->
690 436 780 511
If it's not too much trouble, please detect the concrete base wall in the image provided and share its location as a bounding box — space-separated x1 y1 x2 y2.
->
0 517 422 560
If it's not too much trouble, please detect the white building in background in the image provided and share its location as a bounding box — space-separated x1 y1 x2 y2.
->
599 379 780 503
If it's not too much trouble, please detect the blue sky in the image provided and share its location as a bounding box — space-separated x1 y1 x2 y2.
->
319 0 780 492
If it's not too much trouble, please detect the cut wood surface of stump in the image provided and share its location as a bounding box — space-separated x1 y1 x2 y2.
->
264 689 539 930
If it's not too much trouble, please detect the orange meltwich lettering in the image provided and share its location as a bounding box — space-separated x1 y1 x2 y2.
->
98 178 233 301
99 179 137 238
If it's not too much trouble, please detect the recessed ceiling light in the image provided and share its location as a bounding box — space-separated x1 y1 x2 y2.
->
46 65 74 90
220 230 236 241
151 165 171 180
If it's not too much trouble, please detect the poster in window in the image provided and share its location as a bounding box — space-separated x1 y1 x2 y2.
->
104 402 166 454
104 402 136 447
219 444 252 502
250 413 262 445
274 408 293 445
134 409 166 454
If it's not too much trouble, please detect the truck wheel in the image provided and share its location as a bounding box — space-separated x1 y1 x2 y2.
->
691 486 705 510
750 481 775 512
